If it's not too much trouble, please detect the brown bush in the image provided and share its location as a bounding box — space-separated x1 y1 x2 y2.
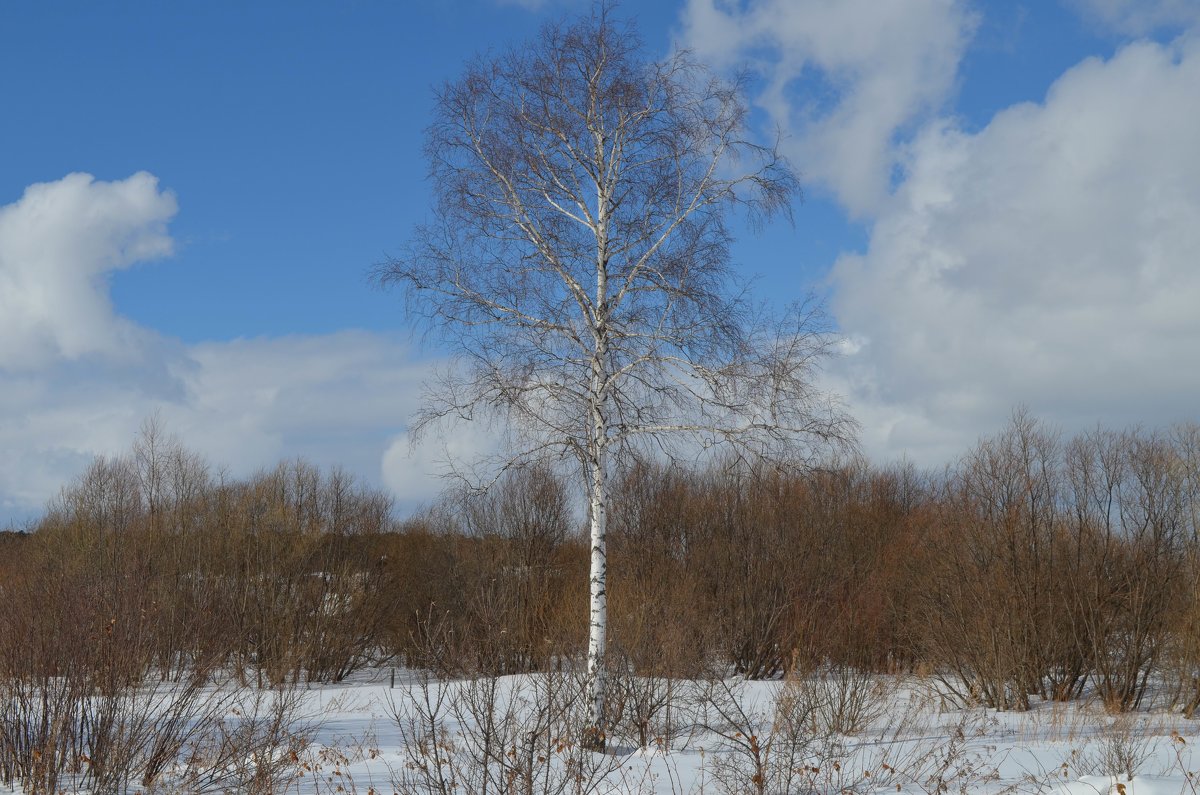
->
922 414 1196 712
7 411 1200 743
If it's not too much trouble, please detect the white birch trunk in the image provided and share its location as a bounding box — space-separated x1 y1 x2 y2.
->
585 168 610 748
585 445 607 747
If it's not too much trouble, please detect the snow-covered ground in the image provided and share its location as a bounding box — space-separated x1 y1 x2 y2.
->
2 668 1194 794
284 670 1199 795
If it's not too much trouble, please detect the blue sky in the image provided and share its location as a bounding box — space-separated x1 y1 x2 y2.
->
3 0 1200 524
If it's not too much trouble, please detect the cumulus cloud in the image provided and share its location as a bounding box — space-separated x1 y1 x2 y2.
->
0 172 176 369
677 0 977 216
0 174 449 523
1067 0 1200 35
829 36 1200 464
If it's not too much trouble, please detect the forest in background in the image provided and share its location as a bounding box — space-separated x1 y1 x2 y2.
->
3 411 1200 718
5 413 1200 791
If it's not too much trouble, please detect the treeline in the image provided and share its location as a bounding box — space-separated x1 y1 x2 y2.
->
4 414 1200 717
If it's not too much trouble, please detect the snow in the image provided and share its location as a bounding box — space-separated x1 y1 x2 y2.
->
2 669 1195 794
281 671 1199 795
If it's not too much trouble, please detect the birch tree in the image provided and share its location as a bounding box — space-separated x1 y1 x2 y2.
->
378 5 856 749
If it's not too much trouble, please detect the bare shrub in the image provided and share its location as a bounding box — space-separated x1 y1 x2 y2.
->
1069 715 1158 783
922 414 1193 713
608 459 713 682
922 411 1070 711
389 669 621 795
1166 575 1200 718
178 683 315 794
695 673 825 795
456 465 578 675
1164 425 1200 717
608 458 934 688
0 508 315 795
803 662 894 737
605 648 687 751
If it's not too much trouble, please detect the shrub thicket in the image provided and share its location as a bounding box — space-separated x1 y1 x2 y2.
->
3 414 1200 720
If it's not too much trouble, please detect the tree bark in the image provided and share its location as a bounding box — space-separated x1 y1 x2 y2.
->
584 448 608 749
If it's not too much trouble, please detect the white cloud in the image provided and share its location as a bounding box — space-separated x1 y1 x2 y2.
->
0 331 446 524
829 36 1200 464
0 174 457 523
382 420 502 504
168 332 429 480
677 0 977 217
0 172 177 370
1067 0 1200 35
